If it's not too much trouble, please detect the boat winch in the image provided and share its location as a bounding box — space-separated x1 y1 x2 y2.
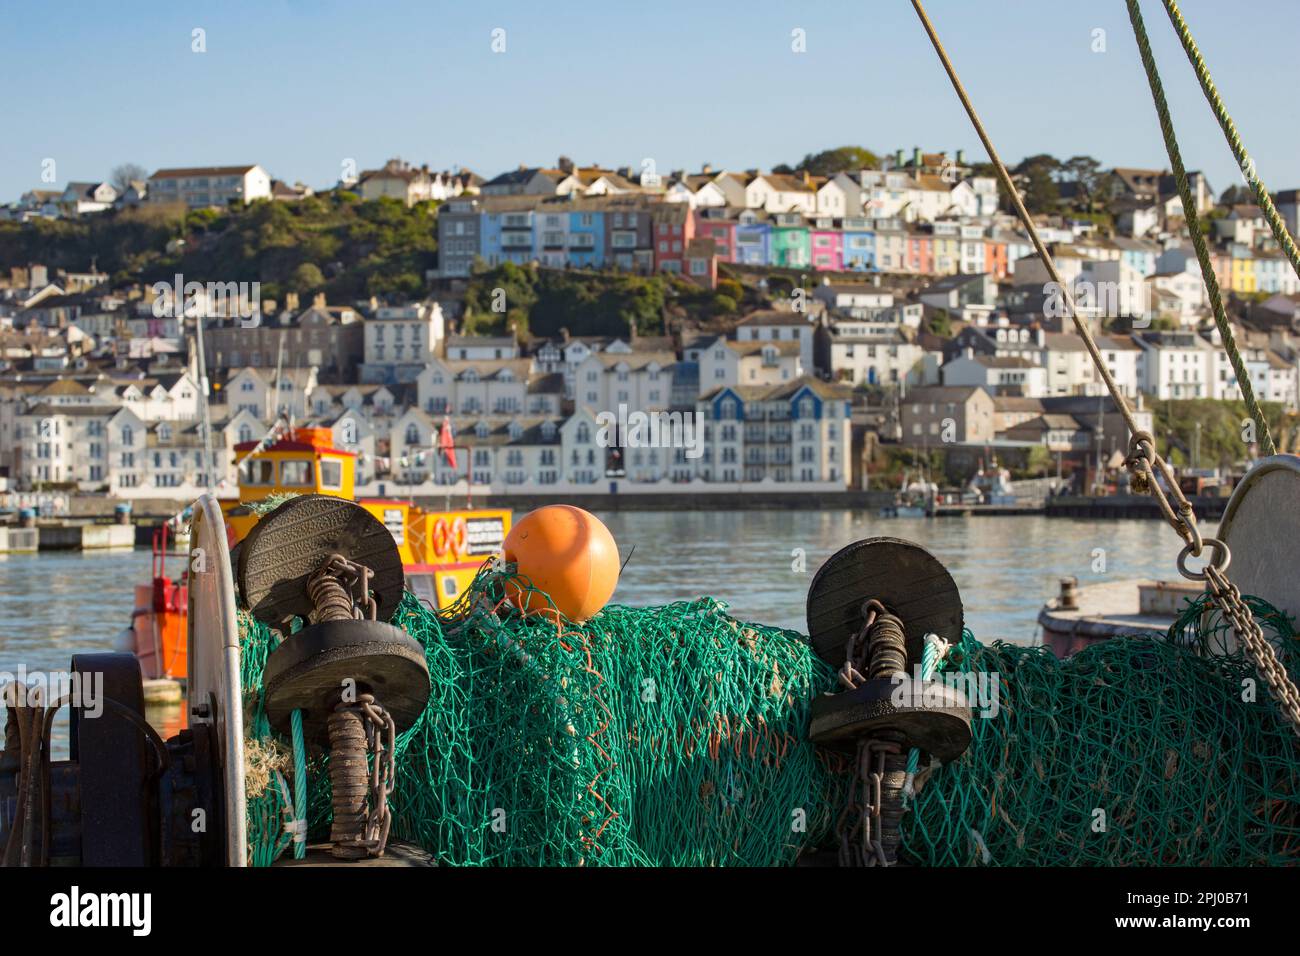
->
805 537 973 866
239 494 430 861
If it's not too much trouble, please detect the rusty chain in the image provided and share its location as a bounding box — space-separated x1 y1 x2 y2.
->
307 553 377 624
834 738 903 867
1128 431 1300 736
358 694 396 857
1203 562 1300 736
329 693 396 858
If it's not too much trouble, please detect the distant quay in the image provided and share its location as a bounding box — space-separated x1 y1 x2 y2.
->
12 491 1236 524
1044 493 1228 521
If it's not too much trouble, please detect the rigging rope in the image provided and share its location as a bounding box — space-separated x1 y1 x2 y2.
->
1160 0 1300 284
908 0 1300 735
1126 0 1275 457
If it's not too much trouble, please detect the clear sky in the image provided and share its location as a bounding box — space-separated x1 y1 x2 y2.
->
2 0 1297 203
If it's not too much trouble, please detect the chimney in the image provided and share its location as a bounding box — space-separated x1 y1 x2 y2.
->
913 147 923 170
560 326 571 343
702 163 713 174
313 292 327 308
803 170 811 186
285 291 300 313
894 149 904 170
956 148 966 165
557 155 574 173
369 295 379 313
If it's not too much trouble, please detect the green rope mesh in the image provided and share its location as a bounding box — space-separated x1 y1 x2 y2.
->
240 571 1300 866
240 569 842 866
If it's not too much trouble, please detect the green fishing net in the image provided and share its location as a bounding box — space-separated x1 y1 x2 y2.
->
240 569 1300 866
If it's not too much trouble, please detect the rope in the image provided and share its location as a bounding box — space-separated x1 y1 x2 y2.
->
909 0 1300 731
1161 0 1300 282
290 708 307 859
1126 0 1276 457
902 633 947 803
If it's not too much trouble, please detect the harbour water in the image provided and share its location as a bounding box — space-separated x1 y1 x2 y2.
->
0 513 1188 677
0 511 1187 754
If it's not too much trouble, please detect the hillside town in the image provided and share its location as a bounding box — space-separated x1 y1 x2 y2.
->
3 149 1299 502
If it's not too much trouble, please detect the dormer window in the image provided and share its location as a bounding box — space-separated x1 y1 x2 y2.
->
158 424 171 442
475 421 490 439
508 422 522 440
541 421 557 439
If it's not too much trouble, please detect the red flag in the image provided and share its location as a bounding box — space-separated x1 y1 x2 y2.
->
439 415 457 470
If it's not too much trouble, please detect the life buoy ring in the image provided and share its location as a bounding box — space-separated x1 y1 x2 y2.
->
432 518 450 557
450 517 467 555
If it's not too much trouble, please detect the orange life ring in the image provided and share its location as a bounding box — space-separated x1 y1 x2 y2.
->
450 517 467 555
432 518 450 557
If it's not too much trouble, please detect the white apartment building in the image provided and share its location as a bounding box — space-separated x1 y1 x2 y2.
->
1097 335 1143 399
362 301 446 382
147 165 272 208
573 351 677 413
416 359 561 417
694 379 853 485
693 338 801 392
224 367 319 420
942 351 1050 397
733 310 816 372
14 404 229 493
821 327 925 388
387 409 563 487
1133 331 1215 399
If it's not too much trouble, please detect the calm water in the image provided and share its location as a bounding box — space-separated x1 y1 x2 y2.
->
0 513 1188 679
0 513 1185 754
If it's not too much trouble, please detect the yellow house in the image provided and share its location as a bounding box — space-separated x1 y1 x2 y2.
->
931 236 960 275
1230 254 1257 294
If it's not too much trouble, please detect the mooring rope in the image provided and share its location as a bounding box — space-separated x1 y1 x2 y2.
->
908 0 1300 735
1161 0 1300 283
1126 0 1275 457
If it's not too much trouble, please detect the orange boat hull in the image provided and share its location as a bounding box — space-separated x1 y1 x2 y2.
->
132 582 188 680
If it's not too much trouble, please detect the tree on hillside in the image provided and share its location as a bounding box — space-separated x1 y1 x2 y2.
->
1062 155 1103 210
291 262 325 293
1220 184 1252 206
778 146 880 177
111 163 148 192
1012 154 1062 213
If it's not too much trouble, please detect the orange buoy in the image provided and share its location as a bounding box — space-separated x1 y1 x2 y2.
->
502 505 620 623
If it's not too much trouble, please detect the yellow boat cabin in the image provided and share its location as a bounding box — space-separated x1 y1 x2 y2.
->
223 424 510 608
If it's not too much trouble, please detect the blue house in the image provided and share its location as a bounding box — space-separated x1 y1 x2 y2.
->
481 207 536 267
840 217 876 271
733 210 770 266
567 208 605 268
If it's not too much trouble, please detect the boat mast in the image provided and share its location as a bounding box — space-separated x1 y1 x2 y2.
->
192 304 215 495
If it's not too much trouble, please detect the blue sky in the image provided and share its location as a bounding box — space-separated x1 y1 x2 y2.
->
3 0 1298 203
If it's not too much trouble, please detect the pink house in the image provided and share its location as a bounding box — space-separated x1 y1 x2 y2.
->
693 209 737 263
810 225 843 271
